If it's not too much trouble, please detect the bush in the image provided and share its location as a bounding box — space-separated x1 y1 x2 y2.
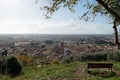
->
17 54 34 66
62 51 120 63
0 58 6 74
0 56 22 77
62 51 120 64
62 54 81 64
62 57 70 64
6 56 22 77
109 51 120 61
81 52 107 61
51 59 59 64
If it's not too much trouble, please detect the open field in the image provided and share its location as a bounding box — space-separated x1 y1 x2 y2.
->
0 62 120 80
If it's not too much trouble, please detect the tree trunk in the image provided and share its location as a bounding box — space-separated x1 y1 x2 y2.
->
113 19 120 48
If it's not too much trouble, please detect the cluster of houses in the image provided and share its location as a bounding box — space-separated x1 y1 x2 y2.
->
0 36 117 61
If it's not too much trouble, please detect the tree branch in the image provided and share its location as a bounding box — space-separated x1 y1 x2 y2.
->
106 0 110 5
96 0 120 21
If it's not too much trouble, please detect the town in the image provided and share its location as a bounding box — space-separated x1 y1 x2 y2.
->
0 34 117 61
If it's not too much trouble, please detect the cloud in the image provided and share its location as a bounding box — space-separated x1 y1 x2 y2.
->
0 19 113 34
36 19 113 34
0 0 113 34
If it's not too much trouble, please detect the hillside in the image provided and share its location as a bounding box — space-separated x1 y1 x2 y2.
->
1 62 120 80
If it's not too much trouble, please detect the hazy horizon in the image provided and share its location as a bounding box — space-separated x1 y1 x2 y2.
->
0 33 114 35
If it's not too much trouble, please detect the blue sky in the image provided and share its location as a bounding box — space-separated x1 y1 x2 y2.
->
0 0 114 34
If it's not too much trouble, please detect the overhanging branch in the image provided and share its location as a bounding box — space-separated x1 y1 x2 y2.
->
96 0 120 21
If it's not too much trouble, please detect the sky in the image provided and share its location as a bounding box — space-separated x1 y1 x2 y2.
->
0 0 115 34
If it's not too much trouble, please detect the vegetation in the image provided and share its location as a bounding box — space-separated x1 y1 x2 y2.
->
88 70 116 78
0 61 120 80
16 54 34 66
62 54 81 64
51 59 60 64
62 51 120 63
0 55 22 77
0 51 120 79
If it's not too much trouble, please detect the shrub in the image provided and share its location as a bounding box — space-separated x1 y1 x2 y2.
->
62 57 70 64
62 54 81 64
17 54 34 66
62 51 120 64
80 52 108 61
110 51 120 61
6 56 22 77
62 52 109 63
0 58 6 74
51 59 59 64
0 56 22 77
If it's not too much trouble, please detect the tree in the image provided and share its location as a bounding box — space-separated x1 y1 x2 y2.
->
37 0 120 47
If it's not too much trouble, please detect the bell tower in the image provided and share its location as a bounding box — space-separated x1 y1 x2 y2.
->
61 42 64 54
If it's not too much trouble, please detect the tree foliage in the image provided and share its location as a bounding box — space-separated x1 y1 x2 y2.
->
38 0 120 22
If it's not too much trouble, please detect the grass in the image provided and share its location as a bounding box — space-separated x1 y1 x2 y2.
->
113 62 120 70
0 61 120 80
87 70 116 78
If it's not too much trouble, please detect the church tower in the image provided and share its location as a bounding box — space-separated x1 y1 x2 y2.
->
61 42 64 54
